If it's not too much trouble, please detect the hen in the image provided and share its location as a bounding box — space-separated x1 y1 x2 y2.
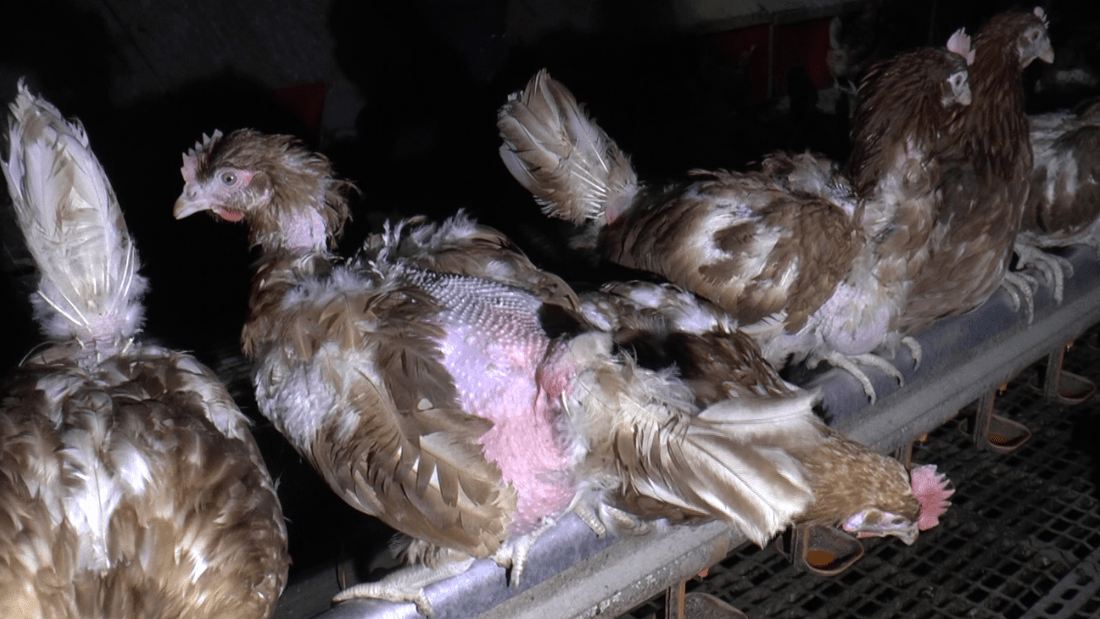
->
172 130 848 613
1014 102 1100 303
497 53 971 399
579 280 953 565
0 84 288 618
896 8 1055 334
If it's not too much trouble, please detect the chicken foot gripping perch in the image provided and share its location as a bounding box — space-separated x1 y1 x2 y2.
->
0 83 288 619
497 49 972 402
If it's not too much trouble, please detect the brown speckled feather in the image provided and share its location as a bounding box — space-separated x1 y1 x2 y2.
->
600 169 862 332
792 428 920 528
898 9 1053 333
579 281 794 402
1020 110 1100 243
246 252 518 560
1 85 287 619
0 345 288 619
376 211 581 312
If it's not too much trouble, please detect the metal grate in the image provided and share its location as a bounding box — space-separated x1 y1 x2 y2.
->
621 337 1100 619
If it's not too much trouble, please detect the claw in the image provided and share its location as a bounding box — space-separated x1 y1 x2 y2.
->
1015 241 1071 305
901 336 922 369
333 551 477 617
1002 271 1036 324
810 350 905 403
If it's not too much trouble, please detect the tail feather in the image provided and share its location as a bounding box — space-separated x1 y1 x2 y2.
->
498 69 638 227
560 333 823 546
2 81 146 345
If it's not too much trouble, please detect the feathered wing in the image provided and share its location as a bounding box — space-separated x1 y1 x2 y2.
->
0 348 289 619
376 211 581 311
249 264 518 560
1020 111 1100 246
898 10 1053 333
578 280 796 401
2 81 146 344
498 73 861 354
498 69 639 231
557 332 824 546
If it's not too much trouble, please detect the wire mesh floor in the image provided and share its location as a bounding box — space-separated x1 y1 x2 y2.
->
621 333 1100 619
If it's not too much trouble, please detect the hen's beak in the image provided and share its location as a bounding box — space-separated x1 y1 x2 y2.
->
842 510 920 545
958 85 972 107
174 183 213 219
173 197 213 219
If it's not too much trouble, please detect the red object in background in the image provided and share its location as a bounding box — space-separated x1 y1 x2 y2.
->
774 18 833 94
703 17 833 103
271 82 326 143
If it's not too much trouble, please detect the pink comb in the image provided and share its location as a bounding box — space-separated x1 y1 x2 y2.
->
911 464 954 531
947 28 975 66
180 129 224 183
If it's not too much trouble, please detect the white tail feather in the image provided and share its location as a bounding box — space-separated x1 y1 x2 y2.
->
560 332 823 546
2 81 146 346
498 69 639 227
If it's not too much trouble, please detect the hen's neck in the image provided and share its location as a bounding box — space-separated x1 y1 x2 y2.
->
948 29 1030 179
241 250 332 360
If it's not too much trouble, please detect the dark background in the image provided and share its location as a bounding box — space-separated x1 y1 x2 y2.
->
1 1 1098 615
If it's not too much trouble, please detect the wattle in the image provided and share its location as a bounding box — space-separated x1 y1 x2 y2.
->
216 207 245 222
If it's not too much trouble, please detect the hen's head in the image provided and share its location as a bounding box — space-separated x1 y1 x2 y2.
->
941 29 973 107
173 129 353 252
798 436 952 545
984 7 1054 69
1017 8 1055 67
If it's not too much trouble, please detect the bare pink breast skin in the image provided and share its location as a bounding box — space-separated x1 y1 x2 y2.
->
429 274 578 534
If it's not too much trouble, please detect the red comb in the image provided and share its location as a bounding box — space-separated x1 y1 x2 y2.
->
911 464 954 531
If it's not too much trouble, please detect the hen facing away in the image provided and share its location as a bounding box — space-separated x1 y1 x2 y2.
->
497 55 970 401
1014 103 1100 303
896 8 1054 333
172 130 865 614
0 84 288 619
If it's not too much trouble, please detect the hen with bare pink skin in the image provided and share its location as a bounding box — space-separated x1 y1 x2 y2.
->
173 127 957 611
173 129 869 615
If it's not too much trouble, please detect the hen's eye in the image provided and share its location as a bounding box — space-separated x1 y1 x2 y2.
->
220 172 237 185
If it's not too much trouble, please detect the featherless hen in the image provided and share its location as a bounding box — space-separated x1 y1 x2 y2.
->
0 83 288 619
897 8 1054 332
172 130 849 614
497 54 970 400
1014 102 1100 303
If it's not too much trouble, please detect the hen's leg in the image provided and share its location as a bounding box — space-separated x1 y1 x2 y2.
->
332 549 476 617
1001 270 1037 324
1015 241 1072 305
809 351 905 403
901 336 922 369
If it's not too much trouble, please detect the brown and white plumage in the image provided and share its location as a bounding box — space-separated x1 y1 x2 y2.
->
0 83 288 619
1014 104 1100 302
577 280 948 544
897 8 1054 333
497 66 967 400
173 131 842 612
